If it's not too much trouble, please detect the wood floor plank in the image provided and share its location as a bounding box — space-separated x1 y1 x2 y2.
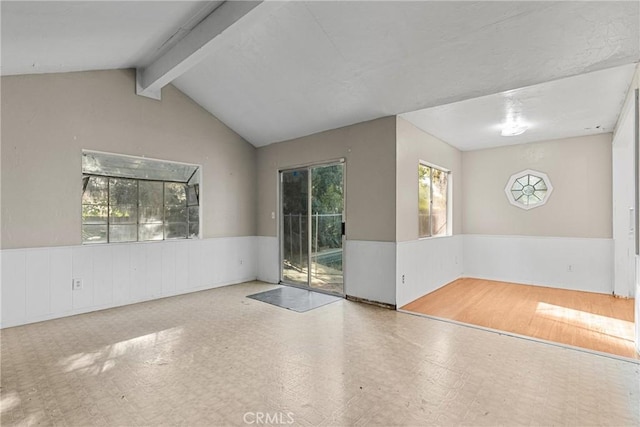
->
402 278 638 359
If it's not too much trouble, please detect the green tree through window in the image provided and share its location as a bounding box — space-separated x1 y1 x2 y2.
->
418 163 449 238
82 176 199 244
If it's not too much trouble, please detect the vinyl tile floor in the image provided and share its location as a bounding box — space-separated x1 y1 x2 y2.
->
1 281 639 426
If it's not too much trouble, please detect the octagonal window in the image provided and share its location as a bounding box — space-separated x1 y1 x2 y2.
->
505 169 553 210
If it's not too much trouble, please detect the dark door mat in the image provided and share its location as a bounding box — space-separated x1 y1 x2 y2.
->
247 286 342 312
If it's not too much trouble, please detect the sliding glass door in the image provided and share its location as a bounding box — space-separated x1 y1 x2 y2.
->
281 169 310 287
281 163 344 295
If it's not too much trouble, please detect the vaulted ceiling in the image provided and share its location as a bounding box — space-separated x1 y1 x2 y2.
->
2 1 639 149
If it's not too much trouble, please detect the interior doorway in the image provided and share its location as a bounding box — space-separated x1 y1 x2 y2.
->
280 162 345 295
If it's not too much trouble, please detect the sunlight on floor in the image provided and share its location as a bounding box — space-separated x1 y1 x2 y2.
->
0 392 20 414
402 278 637 359
58 326 184 375
535 302 634 342
1 282 638 425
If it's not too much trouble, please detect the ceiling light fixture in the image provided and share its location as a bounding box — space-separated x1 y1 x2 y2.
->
500 95 529 136
501 121 528 136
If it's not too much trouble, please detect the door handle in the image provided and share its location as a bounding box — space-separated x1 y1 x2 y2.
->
341 222 346 236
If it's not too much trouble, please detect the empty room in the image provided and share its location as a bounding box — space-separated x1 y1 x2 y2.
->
1 1 639 426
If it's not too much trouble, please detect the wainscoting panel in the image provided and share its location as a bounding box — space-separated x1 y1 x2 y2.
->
1 237 257 328
396 236 463 308
257 236 279 284
463 235 614 294
345 240 396 305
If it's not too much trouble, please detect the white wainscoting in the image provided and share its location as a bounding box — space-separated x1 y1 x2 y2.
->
636 256 640 354
345 240 396 306
396 235 463 308
257 236 279 284
1 233 619 329
1 237 257 328
463 235 614 294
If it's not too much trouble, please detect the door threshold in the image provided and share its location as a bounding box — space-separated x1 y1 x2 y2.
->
279 281 345 298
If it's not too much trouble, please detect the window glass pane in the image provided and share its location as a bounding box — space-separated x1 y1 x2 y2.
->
109 204 137 224
82 205 107 224
187 185 199 206
534 180 547 191
139 224 163 241
165 182 186 206
109 178 137 205
431 168 448 236
506 171 552 209
82 225 107 244
109 225 137 242
138 181 163 225
82 163 199 244
139 181 163 206
83 151 199 183
82 176 108 204
418 164 431 238
139 206 163 223
165 223 187 239
165 206 187 223
188 206 199 223
516 176 529 187
189 222 200 238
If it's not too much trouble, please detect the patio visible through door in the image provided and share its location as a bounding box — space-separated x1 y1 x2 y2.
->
280 162 344 295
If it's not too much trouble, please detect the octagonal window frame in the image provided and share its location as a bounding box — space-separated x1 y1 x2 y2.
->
504 169 553 210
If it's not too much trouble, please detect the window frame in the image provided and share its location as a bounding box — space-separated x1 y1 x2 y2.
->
81 150 201 245
504 169 553 210
418 161 452 239
82 175 201 244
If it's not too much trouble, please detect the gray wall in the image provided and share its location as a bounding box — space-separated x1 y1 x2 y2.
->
256 117 397 242
462 134 613 238
396 117 463 242
1 69 256 249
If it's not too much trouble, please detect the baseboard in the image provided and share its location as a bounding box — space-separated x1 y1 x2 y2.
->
346 294 396 310
460 274 614 296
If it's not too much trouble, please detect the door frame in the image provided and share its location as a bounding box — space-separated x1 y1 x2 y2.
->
278 158 346 296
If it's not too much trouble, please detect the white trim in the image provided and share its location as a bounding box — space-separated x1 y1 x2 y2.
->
419 159 450 173
277 157 345 173
82 149 202 169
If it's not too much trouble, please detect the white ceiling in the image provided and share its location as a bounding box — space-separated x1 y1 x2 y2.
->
0 1 223 75
2 1 639 149
401 64 638 151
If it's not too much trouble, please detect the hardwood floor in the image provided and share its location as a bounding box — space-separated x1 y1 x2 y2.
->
402 278 638 359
